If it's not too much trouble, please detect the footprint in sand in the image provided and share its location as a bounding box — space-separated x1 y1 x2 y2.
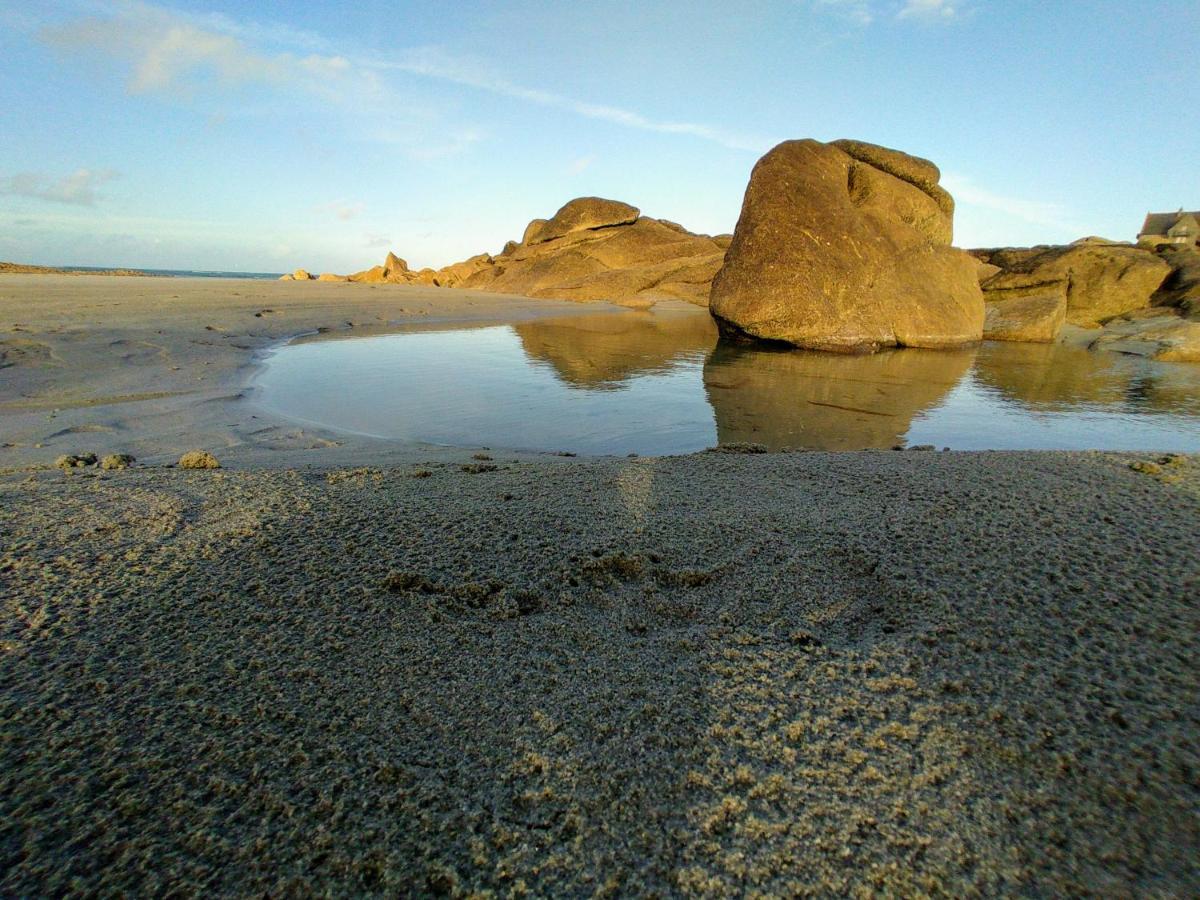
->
0 339 58 369
107 339 166 365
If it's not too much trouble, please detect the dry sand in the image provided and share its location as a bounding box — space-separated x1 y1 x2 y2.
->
1 276 1198 895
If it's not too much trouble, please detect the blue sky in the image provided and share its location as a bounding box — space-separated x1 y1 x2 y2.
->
1 0 1196 273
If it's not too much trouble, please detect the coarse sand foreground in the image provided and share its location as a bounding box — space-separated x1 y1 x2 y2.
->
1 451 1198 895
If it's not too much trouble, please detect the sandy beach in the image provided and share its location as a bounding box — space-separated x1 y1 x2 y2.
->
2 276 1198 895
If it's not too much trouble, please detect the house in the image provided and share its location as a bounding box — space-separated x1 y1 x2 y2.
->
1138 209 1200 248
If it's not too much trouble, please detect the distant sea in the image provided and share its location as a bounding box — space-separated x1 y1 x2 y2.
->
69 267 284 279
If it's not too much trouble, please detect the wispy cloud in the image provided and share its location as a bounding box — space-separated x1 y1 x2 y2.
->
808 0 963 25
812 0 875 25
567 155 596 176
364 234 392 248
943 173 1082 234
41 1 377 101
316 200 365 222
38 1 768 154
897 0 960 21
369 47 769 152
0 169 120 206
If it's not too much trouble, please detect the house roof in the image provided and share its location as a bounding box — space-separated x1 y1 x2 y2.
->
1141 210 1200 236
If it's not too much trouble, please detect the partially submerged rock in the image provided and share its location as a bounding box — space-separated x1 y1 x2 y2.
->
179 450 221 469
709 138 983 351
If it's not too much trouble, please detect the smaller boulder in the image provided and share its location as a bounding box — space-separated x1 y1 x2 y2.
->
527 198 640 244
292 269 313 281
100 453 136 470
983 289 1067 343
316 273 347 282
179 450 221 469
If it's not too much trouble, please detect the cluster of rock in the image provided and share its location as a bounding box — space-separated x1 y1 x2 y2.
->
286 136 1199 363
972 240 1200 361
286 198 731 306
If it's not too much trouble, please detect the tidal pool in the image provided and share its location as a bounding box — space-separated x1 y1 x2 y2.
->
252 306 1200 455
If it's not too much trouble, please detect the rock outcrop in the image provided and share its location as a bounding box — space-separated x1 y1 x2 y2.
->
525 197 639 244
982 289 1067 343
975 244 1171 330
1090 309 1200 362
344 198 729 307
708 139 984 352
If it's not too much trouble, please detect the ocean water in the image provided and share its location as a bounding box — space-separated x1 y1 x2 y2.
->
68 267 284 279
251 307 1200 456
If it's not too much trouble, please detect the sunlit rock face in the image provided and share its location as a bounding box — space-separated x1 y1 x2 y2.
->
702 343 975 450
976 243 1172 329
349 197 729 306
709 138 984 352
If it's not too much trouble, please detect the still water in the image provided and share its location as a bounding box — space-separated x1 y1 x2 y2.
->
253 306 1200 455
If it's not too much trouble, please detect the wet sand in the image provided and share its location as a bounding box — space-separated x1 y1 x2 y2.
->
1 276 1198 895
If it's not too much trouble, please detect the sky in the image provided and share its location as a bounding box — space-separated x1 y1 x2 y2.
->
0 0 1196 273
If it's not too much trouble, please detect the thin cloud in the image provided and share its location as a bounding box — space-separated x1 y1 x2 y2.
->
0 169 120 206
41 1 376 101
567 155 596 175
808 0 963 25
943 173 1082 234
364 234 392 248
897 0 960 21
316 201 365 222
370 47 769 153
39 2 765 155
811 0 874 25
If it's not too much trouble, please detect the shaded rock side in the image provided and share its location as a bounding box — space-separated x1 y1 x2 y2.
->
1151 246 1200 318
709 139 984 351
979 243 1171 328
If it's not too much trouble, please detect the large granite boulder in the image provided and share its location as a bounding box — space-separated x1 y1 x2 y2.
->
709 139 984 352
979 244 1171 329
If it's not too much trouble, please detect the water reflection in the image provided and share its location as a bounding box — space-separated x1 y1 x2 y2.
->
704 343 975 450
255 306 1200 455
513 308 716 389
973 340 1200 415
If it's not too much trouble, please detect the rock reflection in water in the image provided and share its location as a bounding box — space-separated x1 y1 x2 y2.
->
704 343 976 450
513 306 717 389
973 340 1200 414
